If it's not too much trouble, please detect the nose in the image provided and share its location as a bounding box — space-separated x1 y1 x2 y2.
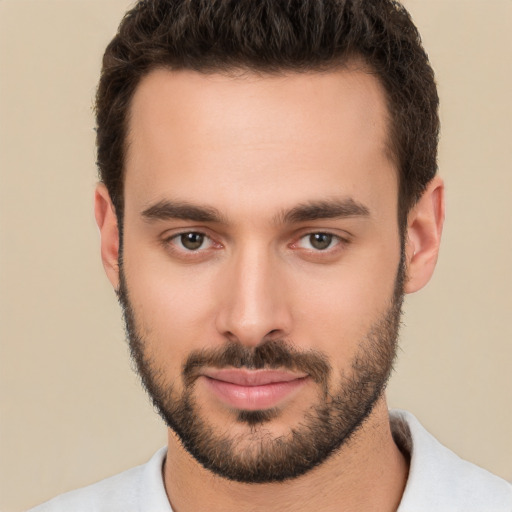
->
215 244 292 347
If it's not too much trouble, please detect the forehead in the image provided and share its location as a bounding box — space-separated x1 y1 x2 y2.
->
124 67 396 218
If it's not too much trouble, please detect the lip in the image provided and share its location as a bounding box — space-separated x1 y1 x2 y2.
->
201 369 309 411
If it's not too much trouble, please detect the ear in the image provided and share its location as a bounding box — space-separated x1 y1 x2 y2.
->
404 176 445 294
94 183 120 290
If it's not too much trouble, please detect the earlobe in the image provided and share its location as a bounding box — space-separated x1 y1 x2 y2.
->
94 183 120 290
404 176 445 294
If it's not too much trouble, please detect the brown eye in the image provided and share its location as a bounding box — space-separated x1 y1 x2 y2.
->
180 232 206 250
308 233 333 250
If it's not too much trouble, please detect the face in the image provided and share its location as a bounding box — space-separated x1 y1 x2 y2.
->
118 67 404 482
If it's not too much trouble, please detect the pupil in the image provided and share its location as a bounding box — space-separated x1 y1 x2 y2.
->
310 233 332 250
181 233 204 250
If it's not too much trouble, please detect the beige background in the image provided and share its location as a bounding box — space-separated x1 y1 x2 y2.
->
0 1 511 510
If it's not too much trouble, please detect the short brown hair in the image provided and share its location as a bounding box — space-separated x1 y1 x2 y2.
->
96 0 439 226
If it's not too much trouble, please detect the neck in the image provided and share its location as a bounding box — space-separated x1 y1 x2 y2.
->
163 397 408 512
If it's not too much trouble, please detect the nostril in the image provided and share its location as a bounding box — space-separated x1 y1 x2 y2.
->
223 331 240 344
264 329 285 341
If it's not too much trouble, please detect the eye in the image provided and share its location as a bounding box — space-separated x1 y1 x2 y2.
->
173 232 212 251
297 233 339 251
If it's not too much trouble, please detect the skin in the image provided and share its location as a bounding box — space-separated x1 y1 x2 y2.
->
95 66 444 512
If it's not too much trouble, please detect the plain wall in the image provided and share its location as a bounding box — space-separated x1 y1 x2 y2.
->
0 1 511 510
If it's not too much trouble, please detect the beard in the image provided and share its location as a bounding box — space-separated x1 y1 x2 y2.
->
117 256 405 484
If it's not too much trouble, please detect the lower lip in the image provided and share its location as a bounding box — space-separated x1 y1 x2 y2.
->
202 376 308 410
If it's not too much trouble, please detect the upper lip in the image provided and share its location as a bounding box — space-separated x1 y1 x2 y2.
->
201 368 308 386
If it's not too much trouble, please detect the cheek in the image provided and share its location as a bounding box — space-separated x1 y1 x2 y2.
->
290 244 401 362
122 243 221 374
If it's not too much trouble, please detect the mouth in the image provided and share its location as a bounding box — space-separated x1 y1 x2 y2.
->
200 368 309 411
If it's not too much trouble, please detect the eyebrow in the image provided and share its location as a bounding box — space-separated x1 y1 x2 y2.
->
141 200 225 223
276 198 370 224
141 197 370 225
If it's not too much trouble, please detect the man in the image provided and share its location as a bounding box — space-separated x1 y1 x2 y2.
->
30 0 512 510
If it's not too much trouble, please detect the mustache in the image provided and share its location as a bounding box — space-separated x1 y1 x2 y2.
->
182 339 331 388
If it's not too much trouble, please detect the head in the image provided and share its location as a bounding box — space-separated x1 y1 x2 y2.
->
94 0 444 483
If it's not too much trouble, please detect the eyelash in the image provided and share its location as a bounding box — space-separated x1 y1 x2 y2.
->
162 230 349 257
293 232 345 252
162 231 221 254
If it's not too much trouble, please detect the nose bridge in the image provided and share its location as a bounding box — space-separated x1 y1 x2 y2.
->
216 240 290 346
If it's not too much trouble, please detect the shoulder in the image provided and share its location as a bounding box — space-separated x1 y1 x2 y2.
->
27 447 171 512
391 410 512 512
